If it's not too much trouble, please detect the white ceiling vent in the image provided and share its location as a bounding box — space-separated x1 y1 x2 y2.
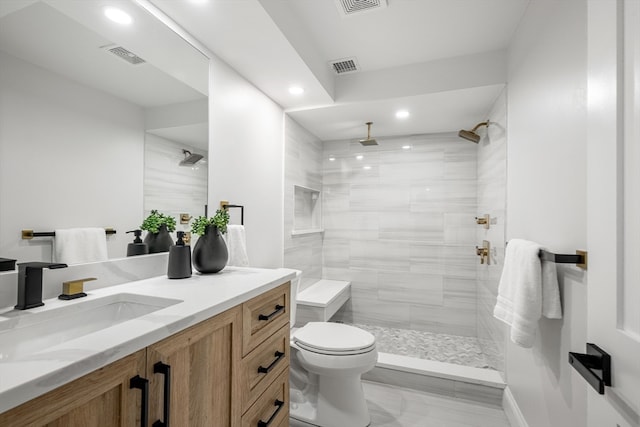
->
102 45 146 66
335 0 388 16
330 57 360 74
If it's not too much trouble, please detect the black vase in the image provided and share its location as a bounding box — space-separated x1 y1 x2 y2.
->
192 225 228 274
144 224 174 254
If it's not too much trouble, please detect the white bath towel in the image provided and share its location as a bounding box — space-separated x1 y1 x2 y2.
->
53 228 108 265
224 225 249 267
493 239 562 348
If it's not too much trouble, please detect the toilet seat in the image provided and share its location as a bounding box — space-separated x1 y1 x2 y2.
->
293 322 376 355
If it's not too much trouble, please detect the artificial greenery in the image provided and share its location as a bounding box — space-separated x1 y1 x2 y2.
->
191 209 230 235
140 210 177 233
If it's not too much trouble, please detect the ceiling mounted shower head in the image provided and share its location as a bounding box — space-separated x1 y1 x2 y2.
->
179 149 204 166
359 121 378 146
458 121 490 143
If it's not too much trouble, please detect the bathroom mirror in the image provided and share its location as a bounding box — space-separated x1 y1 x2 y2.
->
0 0 209 264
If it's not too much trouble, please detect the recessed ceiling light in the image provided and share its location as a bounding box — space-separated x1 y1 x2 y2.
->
289 86 304 95
402 145 412 150
329 156 336 161
396 110 410 119
363 165 372 170
104 7 133 25
356 155 364 160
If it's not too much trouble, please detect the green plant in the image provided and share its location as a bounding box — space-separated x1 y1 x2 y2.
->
141 209 177 233
191 209 230 235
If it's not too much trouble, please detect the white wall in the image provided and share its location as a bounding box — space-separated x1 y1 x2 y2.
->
505 1 588 426
0 51 144 263
208 56 284 268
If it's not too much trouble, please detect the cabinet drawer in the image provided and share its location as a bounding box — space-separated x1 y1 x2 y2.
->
241 369 289 427
243 282 290 356
241 324 289 412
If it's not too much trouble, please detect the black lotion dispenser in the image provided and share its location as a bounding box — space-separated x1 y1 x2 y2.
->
126 230 149 256
168 231 192 279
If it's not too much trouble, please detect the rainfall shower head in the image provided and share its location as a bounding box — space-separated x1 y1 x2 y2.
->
458 121 490 143
359 122 378 146
179 150 203 166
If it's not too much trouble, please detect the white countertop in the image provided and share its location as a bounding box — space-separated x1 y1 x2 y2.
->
0 266 296 414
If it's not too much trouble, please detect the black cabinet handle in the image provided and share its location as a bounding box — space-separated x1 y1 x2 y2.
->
129 375 149 427
153 362 171 427
258 304 284 321
257 399 284 427
258 351 285 374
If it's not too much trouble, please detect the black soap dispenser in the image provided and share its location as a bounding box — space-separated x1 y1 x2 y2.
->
126 230 149 257
168 231 192 279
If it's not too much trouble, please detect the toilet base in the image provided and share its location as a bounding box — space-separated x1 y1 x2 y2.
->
289 372 371 427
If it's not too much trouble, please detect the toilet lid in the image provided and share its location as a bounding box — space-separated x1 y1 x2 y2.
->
293 322 376 354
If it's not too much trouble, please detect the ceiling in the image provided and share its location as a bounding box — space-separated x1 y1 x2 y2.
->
149 0 528 142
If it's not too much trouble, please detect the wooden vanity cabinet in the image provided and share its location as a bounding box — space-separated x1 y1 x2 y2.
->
240 283 291 426
0 350 146 427
0 281 291 427
147 305 242 427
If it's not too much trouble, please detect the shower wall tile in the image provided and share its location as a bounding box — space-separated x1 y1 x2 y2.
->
378 272 444 306
323 133 478 336
475 90 508 375
284 117 323 283
409 243 445 275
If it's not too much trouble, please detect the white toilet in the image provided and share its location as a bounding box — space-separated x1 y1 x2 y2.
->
289 271 377 427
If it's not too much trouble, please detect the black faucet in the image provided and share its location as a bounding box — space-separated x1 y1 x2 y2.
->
15 262 67 310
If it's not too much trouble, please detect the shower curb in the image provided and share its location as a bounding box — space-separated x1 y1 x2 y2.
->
363 352 506 408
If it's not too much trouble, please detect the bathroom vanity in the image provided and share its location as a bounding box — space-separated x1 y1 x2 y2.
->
0 267 293 427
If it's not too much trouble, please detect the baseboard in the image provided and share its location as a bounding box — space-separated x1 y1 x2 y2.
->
503 386 529 427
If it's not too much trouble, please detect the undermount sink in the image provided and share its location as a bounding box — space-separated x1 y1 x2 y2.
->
0 293 182 362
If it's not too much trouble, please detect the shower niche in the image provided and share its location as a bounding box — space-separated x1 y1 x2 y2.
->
292 185 323 235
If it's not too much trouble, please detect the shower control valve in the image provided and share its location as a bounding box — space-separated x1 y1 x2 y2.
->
476 240 491 265
475 214 490 229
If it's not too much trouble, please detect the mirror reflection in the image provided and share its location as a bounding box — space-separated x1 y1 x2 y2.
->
0 0 209 265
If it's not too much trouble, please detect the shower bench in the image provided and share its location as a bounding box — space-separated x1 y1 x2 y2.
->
295 279 351 325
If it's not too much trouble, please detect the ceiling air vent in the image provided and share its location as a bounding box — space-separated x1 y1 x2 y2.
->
330 57 359 75
103 45 146 66
335 0 387 16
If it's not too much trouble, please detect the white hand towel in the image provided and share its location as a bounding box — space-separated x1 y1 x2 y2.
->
224 225 249 267
493 239 562 348
53 228 108 265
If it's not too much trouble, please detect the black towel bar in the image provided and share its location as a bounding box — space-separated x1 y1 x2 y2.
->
539 249 587 270
505 241 588 270
22 228 116 240
221 204 244 225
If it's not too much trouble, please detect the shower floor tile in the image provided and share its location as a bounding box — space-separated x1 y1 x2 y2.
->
350 323 493 369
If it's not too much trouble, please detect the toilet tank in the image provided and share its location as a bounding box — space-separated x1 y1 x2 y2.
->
288 269 302 328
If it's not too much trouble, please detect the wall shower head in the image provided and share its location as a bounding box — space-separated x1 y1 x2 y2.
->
458 121 490 143
359 122 378 146
179 149 203 166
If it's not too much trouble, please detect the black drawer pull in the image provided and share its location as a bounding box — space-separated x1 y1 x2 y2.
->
257 399 284 427
258 304 284 321
153 362 171 427
258 351 285 374
129 375 149 427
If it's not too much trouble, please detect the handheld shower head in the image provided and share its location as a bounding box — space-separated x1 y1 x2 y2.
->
458 121 489 143
179 149 204 166
359 122 378 146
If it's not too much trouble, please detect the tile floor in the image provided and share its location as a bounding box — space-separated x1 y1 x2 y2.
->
290 380 511 427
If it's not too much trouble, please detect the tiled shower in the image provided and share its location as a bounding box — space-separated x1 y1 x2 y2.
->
284 91 507 373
